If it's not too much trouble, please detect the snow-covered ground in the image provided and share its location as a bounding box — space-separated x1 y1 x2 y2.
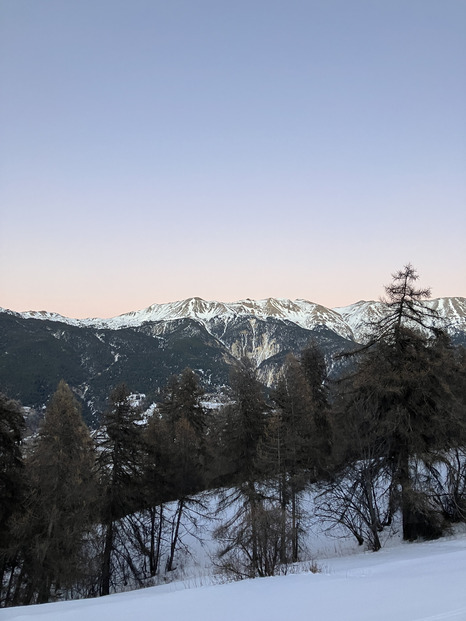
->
4 533 466 621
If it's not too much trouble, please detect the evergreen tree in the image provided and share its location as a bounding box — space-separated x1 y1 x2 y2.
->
134 412 167 578
227 359 268 483
337 265 463 540
299 343 333 474
266 345 331 563
268 355 313 562
18 381 97 604
158 368 206 441
98 383 144 595
0 393 25 606
148 369 208 573
377 263 440 342
215 359 270 577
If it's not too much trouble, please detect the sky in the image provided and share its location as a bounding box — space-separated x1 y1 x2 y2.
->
1 0 465 319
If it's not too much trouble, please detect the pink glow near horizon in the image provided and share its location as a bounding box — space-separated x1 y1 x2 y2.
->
2 257 463 320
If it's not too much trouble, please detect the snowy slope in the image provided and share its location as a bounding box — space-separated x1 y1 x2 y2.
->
0 307 84 327
332 300 388 342
333 296 466 342
3 535 466 621
428 297 466 334
83 297 354 339
2 298 354 339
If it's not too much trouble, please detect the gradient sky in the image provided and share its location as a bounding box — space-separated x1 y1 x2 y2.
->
1 0 465 318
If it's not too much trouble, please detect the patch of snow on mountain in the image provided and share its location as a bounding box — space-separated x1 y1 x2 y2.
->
426 297 466 333
332 300 386 342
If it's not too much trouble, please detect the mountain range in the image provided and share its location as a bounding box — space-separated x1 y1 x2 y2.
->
1 296 465 425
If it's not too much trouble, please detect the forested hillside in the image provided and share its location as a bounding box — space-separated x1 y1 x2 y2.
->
1 290 465 425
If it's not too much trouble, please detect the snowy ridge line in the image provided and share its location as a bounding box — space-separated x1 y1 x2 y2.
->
1 296 465 342
333 297 466 341
0 298 354 338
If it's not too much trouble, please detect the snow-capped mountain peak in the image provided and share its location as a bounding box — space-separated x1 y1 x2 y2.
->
3 296 465 343
74 297 354 340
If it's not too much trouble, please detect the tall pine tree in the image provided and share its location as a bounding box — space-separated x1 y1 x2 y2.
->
18 381 97 604
337 265 463 540
97 383 144 595
0 393 25 606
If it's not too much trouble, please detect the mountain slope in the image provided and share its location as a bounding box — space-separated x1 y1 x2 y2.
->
1 296 464 423
9 297 355 339
8 295 465 341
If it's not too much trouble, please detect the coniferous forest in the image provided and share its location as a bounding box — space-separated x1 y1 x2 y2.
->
1 266 466 606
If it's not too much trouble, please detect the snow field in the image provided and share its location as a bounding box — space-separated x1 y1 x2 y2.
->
3 534 466 621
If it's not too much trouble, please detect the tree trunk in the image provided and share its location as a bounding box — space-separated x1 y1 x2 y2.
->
291 487 298 563
148 504 164 577
4 553 19 606
37 576 51 604
363 469 381 551
11 561 28 606
246 481 259 577
101 520 113 596
155 505 164 576
166 499 183 573
279 473 287 565
398 448 415 541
